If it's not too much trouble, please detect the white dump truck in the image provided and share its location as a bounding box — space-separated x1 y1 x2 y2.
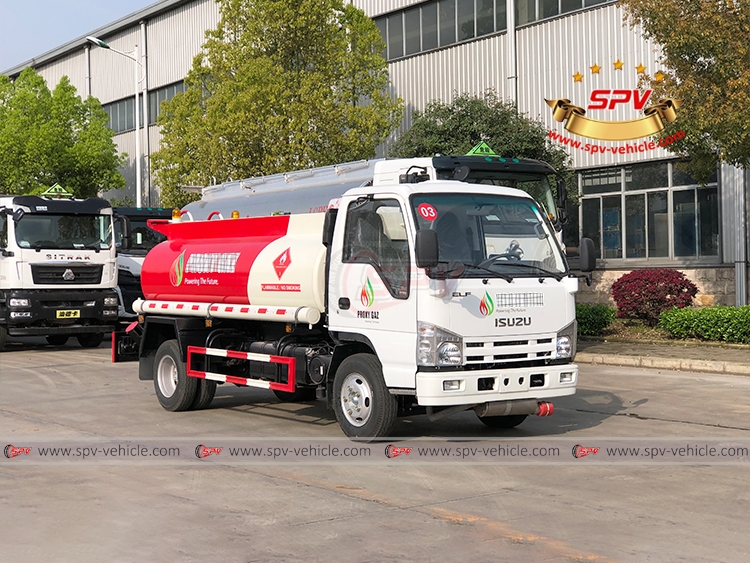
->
0 195 125 350
115 155 594 438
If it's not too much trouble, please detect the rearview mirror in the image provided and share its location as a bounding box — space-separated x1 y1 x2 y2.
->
415 229 439 269
12 208 25 223
579 237 596 272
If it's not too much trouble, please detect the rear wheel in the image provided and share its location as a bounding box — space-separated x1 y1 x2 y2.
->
476 414 528 429
333 354 397 439
153 340 197 412
190 379 217 410
0 325 6 351
77 333 104 348
46 335 69 346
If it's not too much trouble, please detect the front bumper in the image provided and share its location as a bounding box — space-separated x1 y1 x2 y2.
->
416 364 578 406
4 288 119 336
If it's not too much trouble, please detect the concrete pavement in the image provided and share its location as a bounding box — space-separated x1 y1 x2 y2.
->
578 338 750 376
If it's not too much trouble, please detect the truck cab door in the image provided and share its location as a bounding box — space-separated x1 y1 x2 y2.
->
328 196 417 389
0 212 12 286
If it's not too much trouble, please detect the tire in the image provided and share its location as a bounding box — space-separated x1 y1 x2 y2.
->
77 333 104 348
273 387 317 402
0 325 6 351
476 414 528 429
153 340 198 412
190 379 217 410
46 335 69 346
332 354 397 439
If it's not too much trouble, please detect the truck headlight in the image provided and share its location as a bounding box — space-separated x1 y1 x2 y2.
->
104 296 118 306
9 298 29 307
418 322 462 366
556 320 577 359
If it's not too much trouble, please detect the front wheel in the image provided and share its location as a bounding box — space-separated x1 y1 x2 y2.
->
77 333 104 348
153 340 197 412
333 354 397 439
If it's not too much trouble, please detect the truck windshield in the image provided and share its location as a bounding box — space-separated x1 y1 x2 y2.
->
436 170 559 225
115 218 166 254
412 193 567 279
14 214 113 251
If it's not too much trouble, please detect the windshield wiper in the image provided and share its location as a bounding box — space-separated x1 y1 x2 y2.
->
461 263 513 282
483 260 565 281
32 241 59 251
77 243 102 253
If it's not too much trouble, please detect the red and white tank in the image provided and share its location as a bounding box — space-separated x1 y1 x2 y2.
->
138 214 326 324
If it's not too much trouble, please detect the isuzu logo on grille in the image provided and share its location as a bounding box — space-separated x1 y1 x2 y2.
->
62 269 75 281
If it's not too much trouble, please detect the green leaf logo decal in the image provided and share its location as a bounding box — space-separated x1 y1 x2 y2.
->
360 278 374 307
479 291 494 317
169 252 185 287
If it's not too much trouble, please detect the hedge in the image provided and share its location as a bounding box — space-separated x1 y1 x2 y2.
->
659 306 750 344
576 304 617 336
611 268 697 325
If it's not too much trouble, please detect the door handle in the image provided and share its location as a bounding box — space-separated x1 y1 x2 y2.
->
338 297 350 310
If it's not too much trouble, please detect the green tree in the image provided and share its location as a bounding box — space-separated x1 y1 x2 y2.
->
620 0 750 179
154 0 403 208
389 91 574 193
0 68 125 197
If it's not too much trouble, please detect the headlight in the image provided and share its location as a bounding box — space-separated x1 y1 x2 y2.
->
10 311 32 319
104 296 118 306
438 342 462 365
9 298 29 307
417 322 462 366
556 320 577 359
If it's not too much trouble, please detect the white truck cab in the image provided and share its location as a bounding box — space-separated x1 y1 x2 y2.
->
0 195 122 349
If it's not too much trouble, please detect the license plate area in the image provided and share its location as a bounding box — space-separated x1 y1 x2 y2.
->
56 310 80 319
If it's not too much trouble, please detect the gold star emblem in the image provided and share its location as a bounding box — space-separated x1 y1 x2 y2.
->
654 71 665 82
636 63 647 74
613 59 624 70
573 71 583 83
590 63 601 74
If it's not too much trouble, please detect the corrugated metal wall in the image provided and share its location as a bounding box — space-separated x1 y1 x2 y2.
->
36 51 87 94
387 32 510 134
147 0 220 88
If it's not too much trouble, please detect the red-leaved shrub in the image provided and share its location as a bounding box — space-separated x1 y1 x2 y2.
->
611 269 697 325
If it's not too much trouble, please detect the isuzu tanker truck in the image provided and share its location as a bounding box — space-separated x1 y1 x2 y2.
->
115 154 595 438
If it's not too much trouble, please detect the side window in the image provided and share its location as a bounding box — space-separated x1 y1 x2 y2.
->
0 214 6 247
343 198 410 299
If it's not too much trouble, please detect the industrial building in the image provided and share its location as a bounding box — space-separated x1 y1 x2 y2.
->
3 0 747 305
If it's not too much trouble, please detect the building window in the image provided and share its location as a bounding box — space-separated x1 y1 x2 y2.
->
575 161 719 262
516 0 616 27
147 81 185 125
102 97 136 134
375 0 508 61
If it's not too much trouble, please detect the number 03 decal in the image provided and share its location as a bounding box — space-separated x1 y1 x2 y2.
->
417 203 438 221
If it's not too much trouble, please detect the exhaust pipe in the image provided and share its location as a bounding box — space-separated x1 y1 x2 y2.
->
474 399 555 418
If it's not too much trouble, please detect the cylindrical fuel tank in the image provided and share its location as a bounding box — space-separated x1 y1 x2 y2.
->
141 214 327 312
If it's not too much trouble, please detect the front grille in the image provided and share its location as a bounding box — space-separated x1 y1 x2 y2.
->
463 334 556 365
31 264 103 285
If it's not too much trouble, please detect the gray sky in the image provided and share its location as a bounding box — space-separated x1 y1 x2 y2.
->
1 1 157 72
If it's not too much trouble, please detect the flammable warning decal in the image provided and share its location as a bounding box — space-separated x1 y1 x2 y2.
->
273 248 292 280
